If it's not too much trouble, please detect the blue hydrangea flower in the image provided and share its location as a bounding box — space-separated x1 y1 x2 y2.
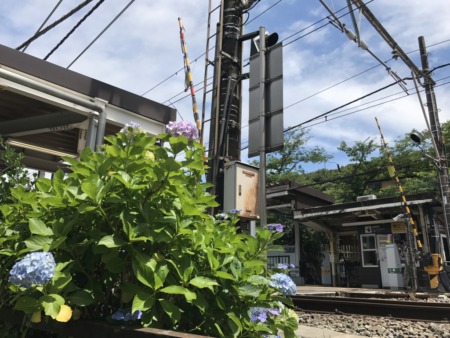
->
248 307 280 323
215 213 228 220
9 252 56 288
166 120 198 141
111 308 142 321
269 273 296 296
120 121 142 134
228 208 242 215
263 335 281 338
267 223 284 232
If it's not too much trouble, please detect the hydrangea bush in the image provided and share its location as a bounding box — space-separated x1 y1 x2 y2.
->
0 121 299 337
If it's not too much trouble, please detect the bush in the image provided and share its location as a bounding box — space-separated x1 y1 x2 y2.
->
0 123 299 337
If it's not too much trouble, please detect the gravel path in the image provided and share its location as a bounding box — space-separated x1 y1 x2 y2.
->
297 312 450 337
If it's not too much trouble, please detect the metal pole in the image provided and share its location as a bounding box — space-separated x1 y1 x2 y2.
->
405 216 418 291
258 26 267 229
419 36 450 253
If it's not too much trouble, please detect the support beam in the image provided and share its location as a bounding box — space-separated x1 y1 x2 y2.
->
350 0 434 84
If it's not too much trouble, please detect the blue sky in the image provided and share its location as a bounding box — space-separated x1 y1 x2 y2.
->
1 0 449 172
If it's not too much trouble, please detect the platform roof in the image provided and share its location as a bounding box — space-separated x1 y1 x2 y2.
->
0 43 176 172
294 192 439 232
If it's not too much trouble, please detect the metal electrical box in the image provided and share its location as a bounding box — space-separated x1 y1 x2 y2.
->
223 161 259 218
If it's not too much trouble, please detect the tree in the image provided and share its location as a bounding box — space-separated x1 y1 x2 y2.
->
322 138 384 203
251 128 331 185
0 138 36 205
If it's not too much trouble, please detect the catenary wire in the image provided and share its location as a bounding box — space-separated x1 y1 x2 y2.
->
140 0 353 97
239 74 450 150
44 0 105 61
20 0 64 52
67 0 135 68
246 0 282 25
16 0 94 51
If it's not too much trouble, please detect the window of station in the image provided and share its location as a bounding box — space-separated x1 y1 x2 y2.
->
338 233 360 262
361 234 378 267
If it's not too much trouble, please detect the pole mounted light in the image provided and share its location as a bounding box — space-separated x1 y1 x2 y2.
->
410 130 450 259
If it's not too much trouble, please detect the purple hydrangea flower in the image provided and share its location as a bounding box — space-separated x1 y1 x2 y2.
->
263 335 281 338
277 263 296 270
120 121 142 134
269 273 297 296
111 308 142 321
267 223 284 232
166 121 198 141
248 307 280 323
9 252 56 288
228 209 242 215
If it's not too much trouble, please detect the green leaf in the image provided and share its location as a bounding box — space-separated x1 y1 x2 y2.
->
247 275 269 285
159 285 196 302
191 292 208 313
155 263 169 288
29 218 53 236
120 211 135 240
48 271 72 293
132 259 157 290
214 271 236 281
81 175 106 203
181 202 204 216
159 299 181 324
40 294 65 319
132 290 155 313
66 290 94 306
182 266 194 283
54 261 73 272
98 235 127 248
13 296 41 314
227 312 242 337
49 236 67 250
237 283 262 298
105 256 126 273
168 136 188 155
188 276 219 292
243 260 267 269
24 236 52 251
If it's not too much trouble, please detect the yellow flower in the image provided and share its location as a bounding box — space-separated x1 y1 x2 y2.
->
56 305 73 322
31 311 41 323
145 151 155 161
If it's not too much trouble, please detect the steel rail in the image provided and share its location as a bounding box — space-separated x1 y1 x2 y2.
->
292 294 450 321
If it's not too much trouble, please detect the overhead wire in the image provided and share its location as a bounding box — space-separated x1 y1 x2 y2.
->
16 0 94 51
246 0 282 25
20 0 64 52
67 0 136 68
239 72 450 150
44 0 105 61
25 0 447 146
141 0 348 98
289 64 450 131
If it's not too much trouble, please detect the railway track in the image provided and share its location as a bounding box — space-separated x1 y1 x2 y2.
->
292 293 450 322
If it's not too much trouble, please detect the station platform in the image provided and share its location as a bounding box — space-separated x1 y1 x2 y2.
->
296 325 369 338
296 285 392 295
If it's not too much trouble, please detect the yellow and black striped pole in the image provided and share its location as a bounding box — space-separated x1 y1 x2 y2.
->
375 117 421 249
178 17 202 142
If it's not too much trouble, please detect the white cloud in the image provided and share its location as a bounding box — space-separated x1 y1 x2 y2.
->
0 0 449 171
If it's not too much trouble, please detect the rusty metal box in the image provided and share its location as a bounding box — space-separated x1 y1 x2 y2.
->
223 161 259 218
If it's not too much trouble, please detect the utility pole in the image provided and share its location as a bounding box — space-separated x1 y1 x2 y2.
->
207 0 248 213
418 36 450 253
